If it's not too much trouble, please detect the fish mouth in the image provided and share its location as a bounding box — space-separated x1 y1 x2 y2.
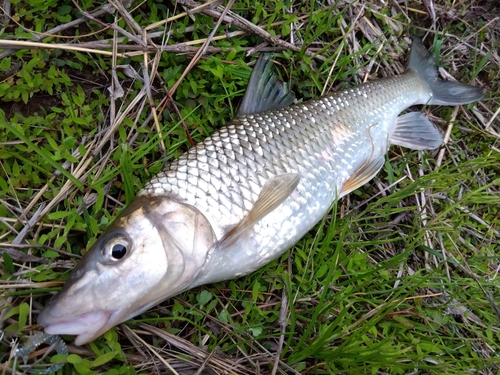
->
40 310 117 346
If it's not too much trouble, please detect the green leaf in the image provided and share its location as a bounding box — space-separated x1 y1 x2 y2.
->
196 290 212 306
210 65 224 79
82 202 94 239
294 362 307 373
74 360 95 375
392 315 416 329
18 302 29 330
1 122 82 188
226 49 237 61
54 236 67 248
62 136 76 149
67 354 83 364
50 354 68 363
217 310 229 324
249 327 262 337
57 5 72 16
2 253 15 273
42 250 60 258
252 280 261 302
4 306 19 320
0 176 8 191
91 351 118 367
48 211 72 220
22 91 29 104
120 144 135 204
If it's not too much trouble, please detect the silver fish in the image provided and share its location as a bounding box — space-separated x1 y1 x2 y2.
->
38 38 482 345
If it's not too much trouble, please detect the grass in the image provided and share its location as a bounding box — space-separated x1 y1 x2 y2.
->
0 0 499 374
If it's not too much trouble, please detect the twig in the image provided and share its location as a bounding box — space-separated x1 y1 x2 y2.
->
138 323 251 374
193 349 217 375
0 40 129 57
416 153 436 270
39 141 96 218
109 0 144 35
120 325 180 375
168 0 236 97
0 38 314 57
12 203 45 245
0 3 113 59
145 11 189 32
159 0 236 148
142 62 167 154
146 0 236 32
435 106 459 168
0 248 48 264
173 0 324 60
350 176 407 212
445 236 500 321
156 72 195 147
70 0 147 48
484 106 500 132
109 16 120 151
92 86 148 156
271 285 288 375
175 299 301 374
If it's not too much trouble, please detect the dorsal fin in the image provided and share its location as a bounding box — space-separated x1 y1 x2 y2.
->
220 173 300 247
237 54 296 116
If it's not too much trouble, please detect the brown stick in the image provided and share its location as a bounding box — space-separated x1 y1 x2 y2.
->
0 3 113 59
173 0 325 61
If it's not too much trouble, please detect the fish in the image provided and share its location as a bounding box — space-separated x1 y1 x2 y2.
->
38 38 483 345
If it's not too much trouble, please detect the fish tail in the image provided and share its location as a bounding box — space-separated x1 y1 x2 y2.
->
408 38 483 105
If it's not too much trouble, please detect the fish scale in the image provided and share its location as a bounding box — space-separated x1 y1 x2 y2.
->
38 39 483 346
139 71 425 256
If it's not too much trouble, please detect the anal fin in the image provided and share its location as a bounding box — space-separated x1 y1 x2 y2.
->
340 156 385 197
220 173 300 246
390 112 443 150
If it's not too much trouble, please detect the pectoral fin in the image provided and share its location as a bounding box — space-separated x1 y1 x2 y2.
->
340 156 385 196
220 173 300 246
390 112 443 150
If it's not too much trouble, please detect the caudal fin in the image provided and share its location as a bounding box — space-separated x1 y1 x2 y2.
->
408 38 483 105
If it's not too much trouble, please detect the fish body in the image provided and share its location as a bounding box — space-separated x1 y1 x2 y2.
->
142 70 426 285
38 38 483 345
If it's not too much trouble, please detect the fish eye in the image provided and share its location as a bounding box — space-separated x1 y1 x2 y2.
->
111 243 127 259
102 235 130 262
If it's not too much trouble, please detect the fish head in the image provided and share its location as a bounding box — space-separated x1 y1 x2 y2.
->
38 196 216 345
